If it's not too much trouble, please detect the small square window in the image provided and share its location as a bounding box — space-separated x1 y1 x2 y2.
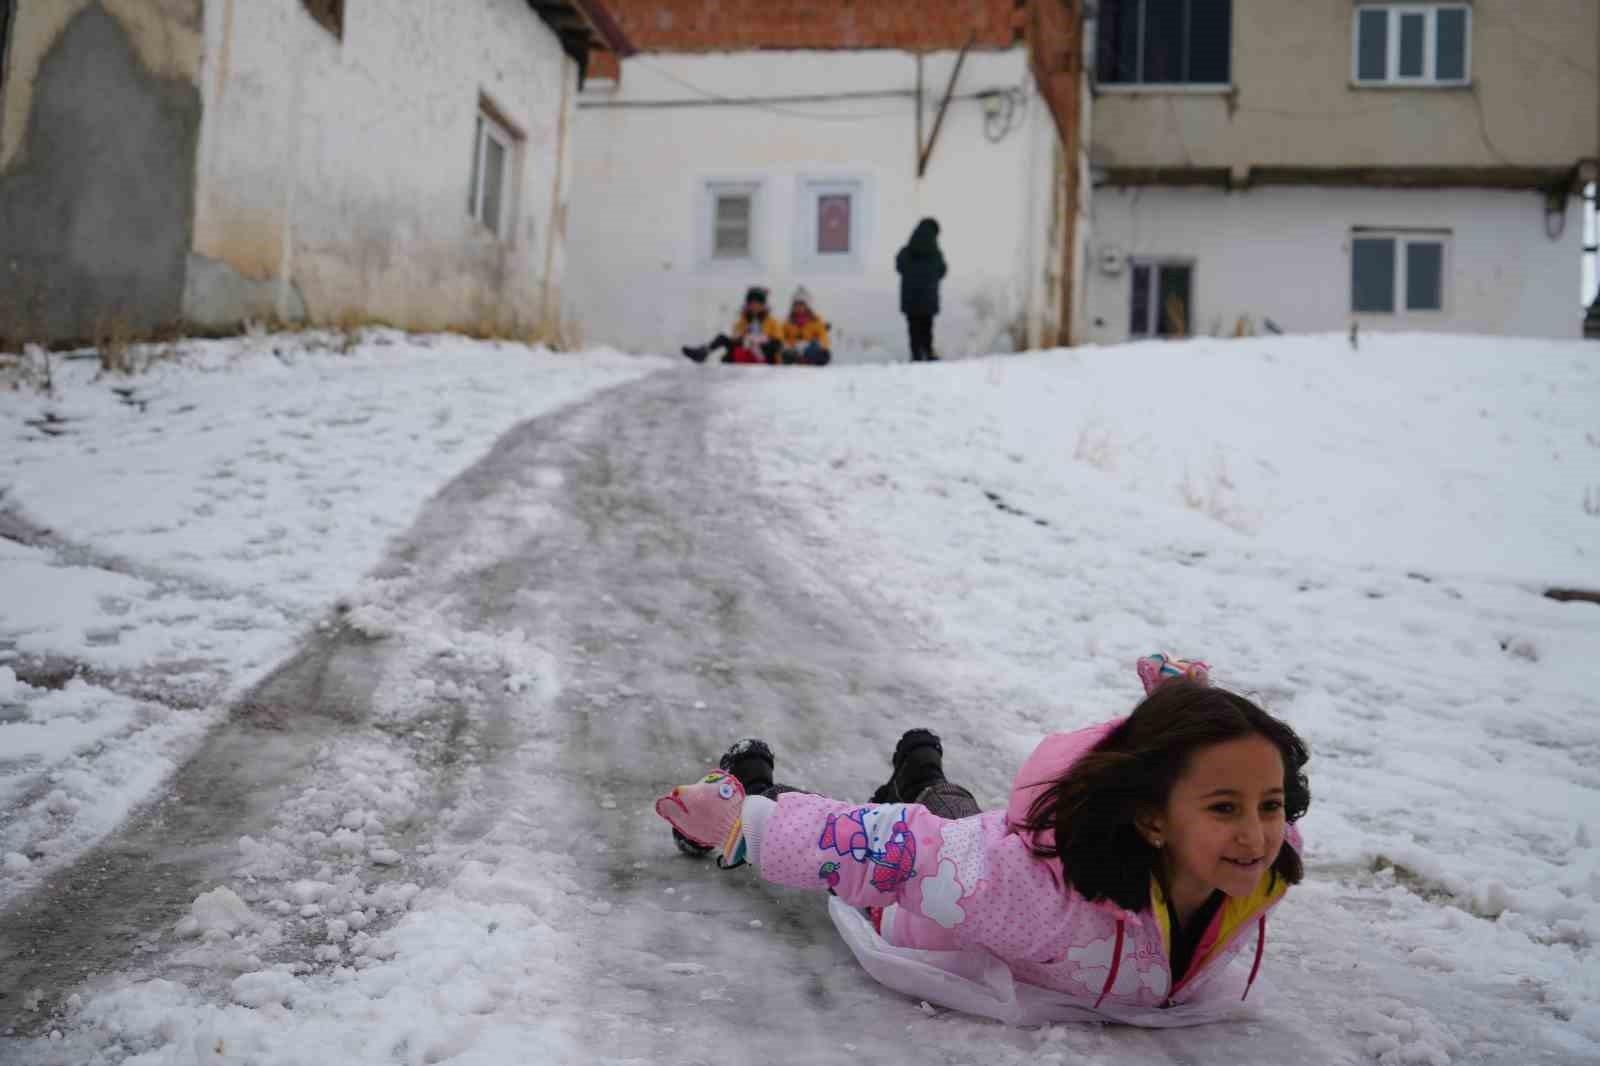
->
701 182 762 267
300 0 344 40
793 178 867 271
1351 230 1449 314
1353 5 1471 86
469 107 518 239
816 194 852 255
1130 261 1193 337
713 193 753 259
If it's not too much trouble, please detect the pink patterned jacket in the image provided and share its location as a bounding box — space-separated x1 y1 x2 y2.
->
756 720 1300 1012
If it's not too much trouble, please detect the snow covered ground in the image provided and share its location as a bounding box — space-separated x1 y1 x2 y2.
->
0 332 654 905
710 332 1600 1061
1 330 1597 1065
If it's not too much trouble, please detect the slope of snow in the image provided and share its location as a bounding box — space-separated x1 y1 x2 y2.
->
4 331 1597 1065
0 332 658 902
707 332 1600 1059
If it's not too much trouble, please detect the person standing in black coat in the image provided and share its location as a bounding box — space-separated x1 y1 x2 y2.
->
895 218 947 362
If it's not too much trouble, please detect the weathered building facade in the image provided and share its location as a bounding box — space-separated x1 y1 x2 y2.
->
1081 0 1600 341
0 0 629 345
564 0 1089 358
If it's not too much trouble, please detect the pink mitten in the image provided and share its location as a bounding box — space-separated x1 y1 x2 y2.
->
655 770 746 864
1137 653 1210 694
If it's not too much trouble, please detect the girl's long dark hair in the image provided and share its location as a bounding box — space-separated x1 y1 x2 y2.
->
1018 681 1310 912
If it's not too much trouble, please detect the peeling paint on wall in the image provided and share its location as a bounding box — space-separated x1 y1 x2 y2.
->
0 4 200 344
0 0 200 172
188 0 577 336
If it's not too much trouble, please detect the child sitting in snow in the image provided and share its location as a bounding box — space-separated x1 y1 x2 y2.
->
655 655 1310 1025
778 286 832 366
682 286 784 365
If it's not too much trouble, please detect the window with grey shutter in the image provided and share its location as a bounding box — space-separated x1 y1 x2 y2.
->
1352 239 1397 313
1356 9 1388 81
1435 8 1467 81
1397 12 1426 77
713 194 752 258
480 135 507 235
1405 242 1444 311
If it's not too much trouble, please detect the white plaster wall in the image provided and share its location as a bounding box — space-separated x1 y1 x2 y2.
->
567 49 1058 360
1083 186 1585 343
189 0 575 333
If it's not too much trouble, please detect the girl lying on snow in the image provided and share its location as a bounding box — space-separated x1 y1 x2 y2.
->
655 655 1311 1026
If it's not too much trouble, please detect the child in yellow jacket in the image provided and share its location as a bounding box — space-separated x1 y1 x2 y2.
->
683 287 784 364
780 286 832 366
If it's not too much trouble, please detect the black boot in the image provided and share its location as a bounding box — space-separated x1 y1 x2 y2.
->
718 738 776 796
870 729 946 804
682 345 709 363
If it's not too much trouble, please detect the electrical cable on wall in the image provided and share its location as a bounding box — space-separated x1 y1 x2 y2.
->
625 58 909 120
981 87 1026 143
586 57 1025 128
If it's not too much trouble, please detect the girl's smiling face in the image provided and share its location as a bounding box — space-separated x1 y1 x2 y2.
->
1141 734 1288 913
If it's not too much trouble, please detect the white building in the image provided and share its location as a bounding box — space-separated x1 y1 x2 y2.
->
0 0 631 344
565 5 1073 361
1080 0 1600 343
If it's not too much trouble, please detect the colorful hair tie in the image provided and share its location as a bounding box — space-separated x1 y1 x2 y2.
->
1137 653 1211 694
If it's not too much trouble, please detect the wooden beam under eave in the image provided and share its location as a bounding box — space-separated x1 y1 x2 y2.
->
1099 165 1577 191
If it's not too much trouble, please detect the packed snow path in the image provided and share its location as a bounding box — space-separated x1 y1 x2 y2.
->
3 373 1028 1060
1 361 1594 1065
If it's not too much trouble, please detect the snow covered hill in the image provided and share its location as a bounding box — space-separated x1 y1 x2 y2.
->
1 330 1595 1065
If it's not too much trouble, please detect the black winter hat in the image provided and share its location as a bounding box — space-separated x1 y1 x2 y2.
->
744 286 769 305
893 728 943 769
719 738 776 793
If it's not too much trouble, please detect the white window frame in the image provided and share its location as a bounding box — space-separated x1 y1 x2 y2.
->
469 106 518 240
698 179 764 272
1582 181 1597 311
1352 4 1471 87
1128 258 1195 338
792 175 871 273
1350 229 1451 316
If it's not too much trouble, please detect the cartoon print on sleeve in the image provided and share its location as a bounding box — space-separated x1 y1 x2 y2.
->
818 805 918 893
916 817 986 929
1065 932 1169 1001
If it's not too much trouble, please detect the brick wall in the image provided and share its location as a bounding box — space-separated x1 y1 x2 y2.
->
596 0 1022 53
